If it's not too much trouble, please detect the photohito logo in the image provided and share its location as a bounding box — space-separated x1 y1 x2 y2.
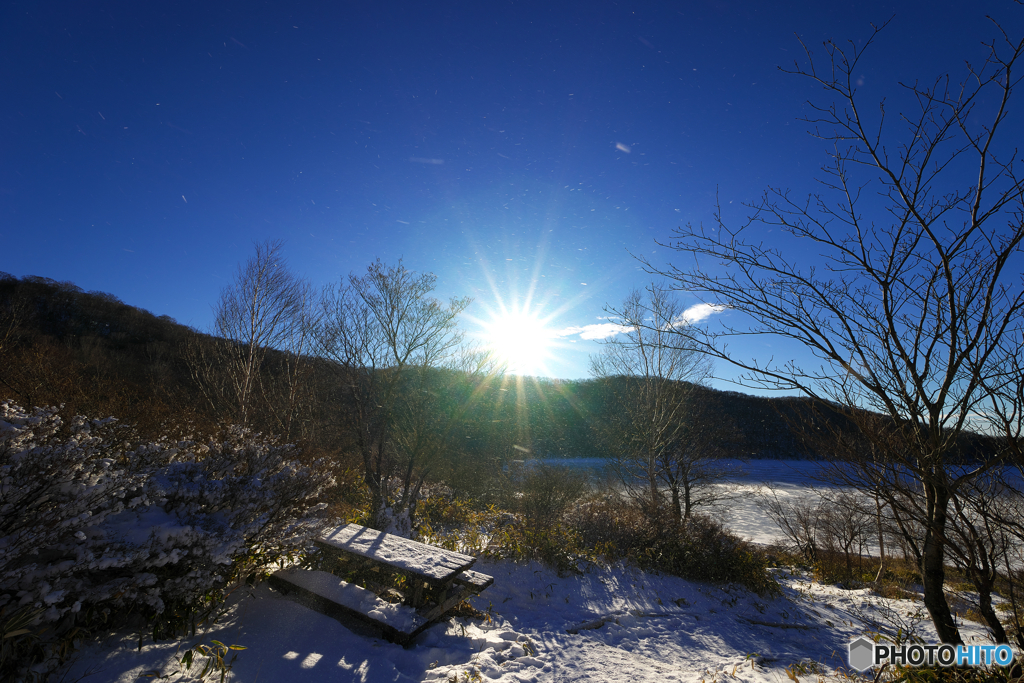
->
848 637 1015 671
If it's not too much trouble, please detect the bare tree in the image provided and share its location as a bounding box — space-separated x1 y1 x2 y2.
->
757 484 823 564
189 240 312 431
589 284 721 525
314 259 472 532
644 19 1024 643
254 279 318 440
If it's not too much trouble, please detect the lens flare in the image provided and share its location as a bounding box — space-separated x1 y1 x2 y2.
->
483 310 553 376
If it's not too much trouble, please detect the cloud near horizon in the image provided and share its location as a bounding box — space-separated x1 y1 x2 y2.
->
555 322 633 340
557 303 726 341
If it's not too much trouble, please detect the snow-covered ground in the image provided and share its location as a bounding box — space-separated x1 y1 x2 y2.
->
65 559 998 683
60 459 1010 682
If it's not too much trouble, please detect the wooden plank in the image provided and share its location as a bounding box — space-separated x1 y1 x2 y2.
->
453 569 494 591
318 524 476 585
418 570 494 622
269 569 431 646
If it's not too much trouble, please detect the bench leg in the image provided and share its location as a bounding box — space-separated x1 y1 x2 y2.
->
409 580 425 608
418 585 477 622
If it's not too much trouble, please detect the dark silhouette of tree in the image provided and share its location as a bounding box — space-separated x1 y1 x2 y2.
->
644 18 1024 643
314 259 473 532
590 284 724 525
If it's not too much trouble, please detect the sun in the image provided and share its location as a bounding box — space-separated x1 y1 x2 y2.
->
483 310 554 376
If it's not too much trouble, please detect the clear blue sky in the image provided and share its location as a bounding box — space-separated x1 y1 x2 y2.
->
3 1 1021 385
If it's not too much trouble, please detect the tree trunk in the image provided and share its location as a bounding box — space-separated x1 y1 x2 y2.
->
873 491 886 584
921 484 962 644
973 572 1008 644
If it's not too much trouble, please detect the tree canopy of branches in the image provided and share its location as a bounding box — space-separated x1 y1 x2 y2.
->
590 284 725 525
644 19 1024 643
314 259 473 533
187 240 314 436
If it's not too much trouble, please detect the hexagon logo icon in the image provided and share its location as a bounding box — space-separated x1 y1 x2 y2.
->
848 637 875 671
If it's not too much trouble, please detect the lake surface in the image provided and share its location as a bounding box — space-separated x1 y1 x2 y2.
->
538 457 855 546
542 457 1023 552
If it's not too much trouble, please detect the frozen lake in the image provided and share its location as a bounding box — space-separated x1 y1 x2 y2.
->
541 456 1023 551
539 457 847 546
711 459 833 546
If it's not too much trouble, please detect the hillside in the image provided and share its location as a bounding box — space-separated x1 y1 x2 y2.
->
1 272 994 463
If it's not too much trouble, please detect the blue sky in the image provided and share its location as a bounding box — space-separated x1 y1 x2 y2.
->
3 1 1021 386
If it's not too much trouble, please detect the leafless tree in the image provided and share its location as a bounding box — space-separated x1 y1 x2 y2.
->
214 240 312 428
757 484 822 564
644 18 1024 643
254 279 318 440
817 490 874 582
0 276 27 398
184 240 313 434
314 259 473 532
181 329 230 416
590 284 722 524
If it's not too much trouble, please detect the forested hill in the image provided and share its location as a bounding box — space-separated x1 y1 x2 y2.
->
0 273 993 461
0 273 342 445
486 377 855 459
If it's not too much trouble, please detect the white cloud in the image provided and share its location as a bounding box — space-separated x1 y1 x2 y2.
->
680 303 727 324
557 305 725 342
555 322 632 340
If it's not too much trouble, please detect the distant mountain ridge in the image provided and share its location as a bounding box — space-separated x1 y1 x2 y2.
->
0 273 999 461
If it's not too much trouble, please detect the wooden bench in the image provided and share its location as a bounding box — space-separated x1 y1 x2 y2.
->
269 524 493 645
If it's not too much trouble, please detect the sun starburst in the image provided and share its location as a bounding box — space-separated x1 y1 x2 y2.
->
481 308 555 376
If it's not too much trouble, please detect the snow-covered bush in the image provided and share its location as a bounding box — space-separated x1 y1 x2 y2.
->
0 401 333 676
0 402 138 622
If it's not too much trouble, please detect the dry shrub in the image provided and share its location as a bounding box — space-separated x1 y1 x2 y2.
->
881 664 1021 683
501 462 591 531
418 489 477 529
324 465 372 525
567 494 779 596
566 494 646 557
483 522 589 576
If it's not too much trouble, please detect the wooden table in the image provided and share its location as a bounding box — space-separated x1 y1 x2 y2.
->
270 524 493 645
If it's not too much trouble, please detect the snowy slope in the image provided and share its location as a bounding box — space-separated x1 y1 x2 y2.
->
58 459 1013 681
64 557 999 683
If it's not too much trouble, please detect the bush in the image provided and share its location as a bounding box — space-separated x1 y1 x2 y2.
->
567 494 779 596
566 493 647 556
0 401 334 679
880 663 1022 683
484 522 590 576
502 462 590 531
635 515 780 596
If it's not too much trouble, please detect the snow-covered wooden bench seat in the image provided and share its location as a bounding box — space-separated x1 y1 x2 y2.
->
271 524 493 645
453 568 494 592
268 568 431 644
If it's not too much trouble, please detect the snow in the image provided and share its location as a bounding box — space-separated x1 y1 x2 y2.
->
63 558 1002 683
714 460 834 547
272 568 426 632
55 459 1018 681
322 523 476 582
